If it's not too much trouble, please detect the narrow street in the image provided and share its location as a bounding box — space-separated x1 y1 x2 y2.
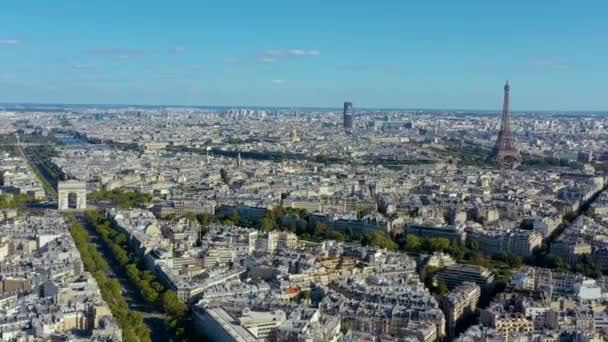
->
16 137 57 201
18 138 172 342
74 213 172 342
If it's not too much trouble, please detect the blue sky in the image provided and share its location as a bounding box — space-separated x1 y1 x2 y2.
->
1 0 608 110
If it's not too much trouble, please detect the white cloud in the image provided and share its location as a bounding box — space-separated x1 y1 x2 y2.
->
73 64 95 70
340 64 401 72
287 49 320 56
0 39 19 45
259 57 278 64
171 46 185 53
288 49 306 56
85 48 144 59
254 49 319 64
264 49 282 57
536 58 569 70
271 79 285 84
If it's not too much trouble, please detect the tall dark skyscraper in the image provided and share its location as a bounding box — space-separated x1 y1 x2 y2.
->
343 102 353 130
491 81 521 168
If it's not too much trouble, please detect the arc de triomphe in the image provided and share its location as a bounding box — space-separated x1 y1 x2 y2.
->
57 180 87 210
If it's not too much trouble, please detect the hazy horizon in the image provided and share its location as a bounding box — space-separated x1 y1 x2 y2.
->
1 101 606 115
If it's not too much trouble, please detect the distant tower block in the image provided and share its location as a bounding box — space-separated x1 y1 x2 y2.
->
57 180 87 210
206 146 212 163
236 152 242 168
491 81 521 169
343 102 353 130
290 128 300 143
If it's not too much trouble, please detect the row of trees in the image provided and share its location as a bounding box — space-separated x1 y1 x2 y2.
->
434 141 490 167
181 205 522 306
0 193 32 211
522 156 582 169
201 206 401 251
197 206 412 250
66 213 151 342
169 145 305 164
89 190 153 209
399 235 478 262
533 249 602 279
529 184 608 280
190 206 525 276
23 156 57 197
29 144 60 181
398 234 517 297
398 235 523 268
575 255 603 279
312 153 347 165
261 207 360 242
182 204 526 295
195 209 346 243
423 265 449 296
169 145 351 167
84 211 195 341
363 231 399 251
86 211 163 303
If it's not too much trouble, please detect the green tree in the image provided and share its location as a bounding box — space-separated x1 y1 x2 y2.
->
111 243 130 266
162 291 187 318
0 193 32 210
325 230 346 242
299 290 312 301
429 238 450 252
367 231 398 251
404 235 422 252
296 219 308 236
272 206 288 220
220 169 230 184
259 217 276 232
196 213 214 227
510 255 524 269
423 266 440 289
70 214 152 342
436 280 449 296
89 246 110 272
576 254 602 279
356 208 373 219
447 240 465 260
139 284 158 303
115 233 128 245
183 212 197 222
314 222 328 237
286 221 297 233
229 210 241 224
122 327 139 342
538 253 566 270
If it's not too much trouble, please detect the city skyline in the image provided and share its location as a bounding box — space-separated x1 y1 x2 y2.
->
3 83 608 342
2 1 608 111
4 2 608 341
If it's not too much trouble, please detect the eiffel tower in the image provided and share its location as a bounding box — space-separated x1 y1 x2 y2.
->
492 81 521 168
